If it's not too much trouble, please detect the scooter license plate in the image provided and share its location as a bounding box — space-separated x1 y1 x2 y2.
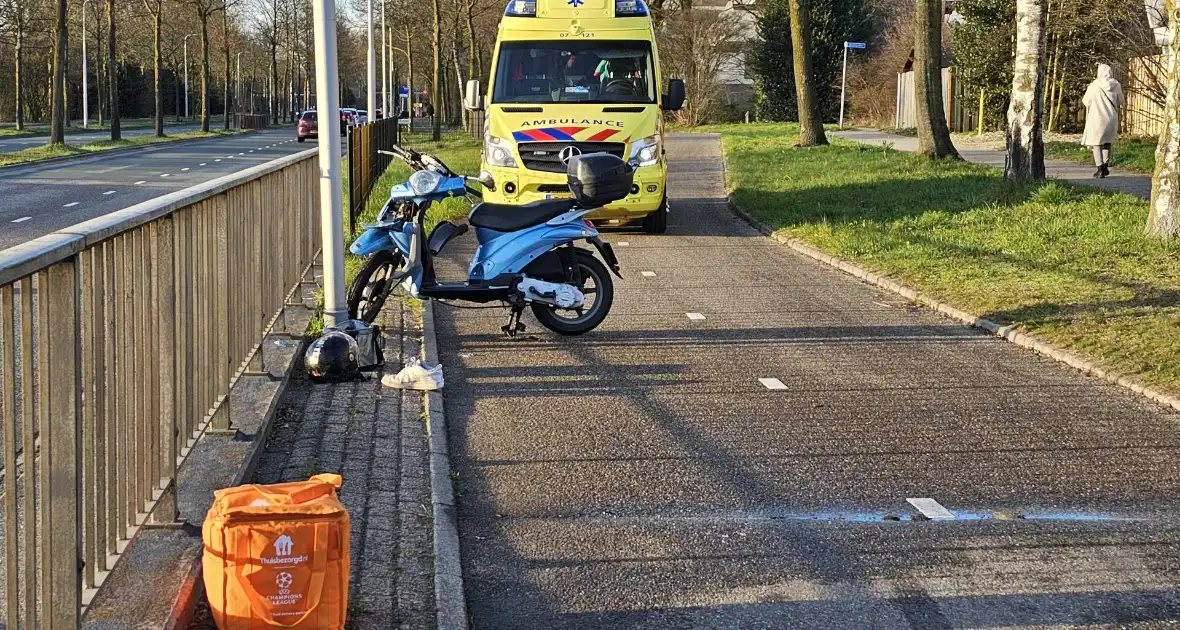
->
545 193 572 200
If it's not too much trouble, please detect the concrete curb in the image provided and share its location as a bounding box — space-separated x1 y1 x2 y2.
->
422 301 470 630
0 129 261 173
726 199 1180 414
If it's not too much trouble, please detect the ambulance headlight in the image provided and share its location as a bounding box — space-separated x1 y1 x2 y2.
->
409 170 444 195
629 134 661 168
484 135 518 168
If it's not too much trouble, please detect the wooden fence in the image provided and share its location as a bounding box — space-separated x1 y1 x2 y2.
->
895 67 979 133
347 117 401 232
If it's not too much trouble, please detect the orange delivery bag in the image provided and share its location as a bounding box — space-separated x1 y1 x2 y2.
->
202 473 350 630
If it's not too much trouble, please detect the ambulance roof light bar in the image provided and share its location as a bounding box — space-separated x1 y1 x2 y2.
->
503 0 648 16
505 0 536 16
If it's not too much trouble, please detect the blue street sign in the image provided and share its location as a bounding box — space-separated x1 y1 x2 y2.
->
846 42 867 49
398 86 410 96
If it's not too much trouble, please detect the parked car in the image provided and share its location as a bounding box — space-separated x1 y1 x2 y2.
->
297 110 317 142
339 109 354 135
356 110 368 124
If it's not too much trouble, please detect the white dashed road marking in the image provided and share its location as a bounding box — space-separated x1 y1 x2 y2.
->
215 159 222 162
181 167 190 171
617 241 629 246
200 163 207 166
686 312 706 321
11 217 31 223
907 498 955 520
63 202 80 207
758 378 788 390
640 271 656 277
103 190 117 195
135 180 146 185
160 173 170 177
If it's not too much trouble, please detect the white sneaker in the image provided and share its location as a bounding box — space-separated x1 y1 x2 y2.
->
382 357 444 391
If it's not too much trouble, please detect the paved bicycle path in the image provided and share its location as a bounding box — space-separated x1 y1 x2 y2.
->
435 133 1180 629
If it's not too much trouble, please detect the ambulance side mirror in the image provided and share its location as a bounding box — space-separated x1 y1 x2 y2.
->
662 79 685 112
464 80 484 111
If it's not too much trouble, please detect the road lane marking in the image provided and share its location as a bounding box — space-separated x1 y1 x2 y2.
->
134 180 146 185
758 378 787 390
248 150 254 153
215 159 221 162
63 202 80 207
103 190 117 195
238 152 244 155
617 241 629 246
640 271 656 277
181 167 190 171
11 217 31 223
907 498 955 520
199 162 207 166
686 312 706 321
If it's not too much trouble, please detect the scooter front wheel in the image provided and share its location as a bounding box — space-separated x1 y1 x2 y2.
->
531 250 614 336
347 250 404 324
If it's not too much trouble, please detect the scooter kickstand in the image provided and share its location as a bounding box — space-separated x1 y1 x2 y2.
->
501 306 527 338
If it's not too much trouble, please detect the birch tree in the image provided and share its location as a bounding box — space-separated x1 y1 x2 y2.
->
914 0 958 158
1149 0 1180 237
431 0 441 140
787 0 827 146
106 0 120 139
48 0 66 143
1005 0 1047 179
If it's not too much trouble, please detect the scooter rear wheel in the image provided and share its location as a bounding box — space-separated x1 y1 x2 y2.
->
531 250 614 336
347 250 404 324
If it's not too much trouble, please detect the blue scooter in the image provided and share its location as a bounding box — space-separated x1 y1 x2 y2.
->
347 145 624 336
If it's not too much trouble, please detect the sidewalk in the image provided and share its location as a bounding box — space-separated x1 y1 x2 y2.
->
188 299 438 630
832 129 1151 199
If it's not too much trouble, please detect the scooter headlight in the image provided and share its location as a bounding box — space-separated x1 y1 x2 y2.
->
629 134 661 168
484 135 518 168
409 170 444 195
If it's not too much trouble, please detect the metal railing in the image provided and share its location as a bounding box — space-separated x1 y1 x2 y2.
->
0 149 321 628
347 116 401 232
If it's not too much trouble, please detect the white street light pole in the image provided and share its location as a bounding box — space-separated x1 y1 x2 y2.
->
366 0 376 120
313 0 347 328
381 0 388 117
82 0 94 128
236 51 245 119
184 33 198 120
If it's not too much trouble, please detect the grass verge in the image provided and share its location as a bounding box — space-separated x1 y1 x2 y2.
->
306 129 482 338
1043 136 1158 174
0 118 192 138
703 122 1180 396
0 129 248 167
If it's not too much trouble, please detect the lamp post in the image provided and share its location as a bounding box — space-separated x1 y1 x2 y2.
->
184 33 198 120
235 52 244 116
81 0 95 128
381 0 387 117
312 0 346 328
366 0 376 120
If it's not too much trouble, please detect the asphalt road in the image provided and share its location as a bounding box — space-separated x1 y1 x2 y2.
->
0 127 311 250
435 134 1180 629
0 122 205 153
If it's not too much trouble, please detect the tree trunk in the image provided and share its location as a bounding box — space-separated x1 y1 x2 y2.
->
14 20 24 131
1149 3 1180 237
451 18 464 130
431 0 441 140
914 0 958 158
49 0 67 145
200 15 210 132
465 2 478 83
786 0 826 146
95 10 104 126
107 0 120 140
405 28 414 120
154 3 163 136
1005 0 1047 180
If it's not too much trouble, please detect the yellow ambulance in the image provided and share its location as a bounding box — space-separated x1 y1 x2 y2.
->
464 0 684 233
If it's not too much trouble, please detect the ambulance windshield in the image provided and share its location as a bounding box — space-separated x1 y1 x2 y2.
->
493 41 656 104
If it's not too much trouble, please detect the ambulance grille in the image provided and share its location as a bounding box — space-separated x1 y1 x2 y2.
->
518 142 627 173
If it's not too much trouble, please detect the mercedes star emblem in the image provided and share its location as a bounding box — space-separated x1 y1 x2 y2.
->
558 145 582 165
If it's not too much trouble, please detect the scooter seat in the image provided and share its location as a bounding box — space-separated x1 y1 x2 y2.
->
469 198 577 232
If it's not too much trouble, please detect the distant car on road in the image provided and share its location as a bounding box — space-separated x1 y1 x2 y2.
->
297 110 317 142
356 110 369 124
339 109 355 135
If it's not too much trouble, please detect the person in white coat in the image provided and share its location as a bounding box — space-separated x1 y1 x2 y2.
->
1081 63 1125 178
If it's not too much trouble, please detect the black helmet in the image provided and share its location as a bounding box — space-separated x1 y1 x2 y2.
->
305 330 360 382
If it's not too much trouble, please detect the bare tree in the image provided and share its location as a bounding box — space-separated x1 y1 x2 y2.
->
143 0 164 135
656 0 743 126
106 0 120 139
788 0 827 146
1149 0 1180 237
913 0 957 158
49 0 66 143
431 0 440 140
1005 0 1047 179
185 0 222 131
5 0 29 129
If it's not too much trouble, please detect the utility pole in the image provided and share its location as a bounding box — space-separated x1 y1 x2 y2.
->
367 0 376 119
184 33 197 120
82 0 94 128
236 51 244 119
313 0 347 328
381 0 388 117
839 41 866 129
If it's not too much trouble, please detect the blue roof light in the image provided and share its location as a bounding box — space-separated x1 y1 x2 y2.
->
614 0 648 16
505 0 536 15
